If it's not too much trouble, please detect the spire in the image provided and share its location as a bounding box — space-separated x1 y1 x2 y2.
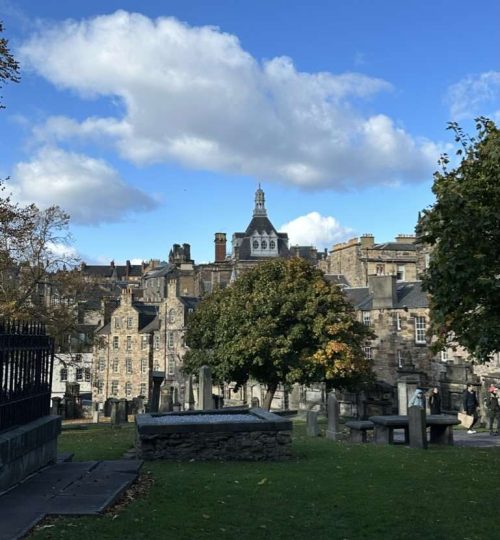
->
253 183 267 217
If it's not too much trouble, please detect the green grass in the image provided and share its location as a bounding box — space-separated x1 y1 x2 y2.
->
29 423 500 540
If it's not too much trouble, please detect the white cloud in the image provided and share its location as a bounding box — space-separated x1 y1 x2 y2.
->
9 146 158 224
20 11 440 189
280 212 352 248
446 71 500 122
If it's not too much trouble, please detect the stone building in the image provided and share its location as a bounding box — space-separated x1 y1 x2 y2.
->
327 234 418 287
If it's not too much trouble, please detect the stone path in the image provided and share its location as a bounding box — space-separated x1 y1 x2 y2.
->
0 459 142 540
389 428 500 448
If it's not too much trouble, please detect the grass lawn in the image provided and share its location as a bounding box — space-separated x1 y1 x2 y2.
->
29 422 500 540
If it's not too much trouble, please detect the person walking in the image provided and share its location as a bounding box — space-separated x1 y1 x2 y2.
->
429 387 442 415
484 386 500 435
463 384 479 434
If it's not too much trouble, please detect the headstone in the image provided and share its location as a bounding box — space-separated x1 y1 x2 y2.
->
326 391 340 440
187 375 195 410
306 410 320 437
150 371 165 413
408 405 427 449
51 397 62 416
172 387 181 411
117 398 129 423
398 381 408 415
110 398 119 425
199 365 213 410
92 401 99 423
133 396 145 414
251 397 260 408
160 386 173 412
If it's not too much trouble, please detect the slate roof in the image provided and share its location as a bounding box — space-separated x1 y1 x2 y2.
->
372 242 416 251
81 264 143 279
344 281 428 310
324 274 351 287
244 215 278 236
180 296 200 310
142 263 175 279
140 316 160 334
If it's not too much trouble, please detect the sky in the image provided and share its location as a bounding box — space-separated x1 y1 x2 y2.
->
1 0 499 265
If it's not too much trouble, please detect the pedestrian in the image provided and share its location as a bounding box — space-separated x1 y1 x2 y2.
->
484 386 500 436
462 383 479 434
428 386 442 415
409 388 425 408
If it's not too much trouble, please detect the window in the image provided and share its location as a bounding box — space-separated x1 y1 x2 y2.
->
397 350 403 368
394 312 401 331
362 312 371 326
125 382 132 397
126 336 132 351
112 358 119 373
415 316 426 344
269 240 276 250
261 240 267 249
141 335 149 350
84 368 91 382
113 336 119 350
126 357 133 374
114 317 120 329
76 368 83 381
141 357 148 373
140 383 147 397
97 380 104 394
424 253 431 269
111 380 119 396
60 368 68 382
376 264 385 276
154 334 160 350
167 332 174 349
252 240 259 249
440 350 449 362
363 347 372 360
98 357 105 371
127 317 133 328
168 355 175 376
168 309 176 323
396 265 405 281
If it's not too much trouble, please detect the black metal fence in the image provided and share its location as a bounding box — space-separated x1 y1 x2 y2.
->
0 320 54 432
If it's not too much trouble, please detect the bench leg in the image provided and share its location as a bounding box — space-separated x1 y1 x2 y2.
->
350 429 368 443
430 425 454 445
374 425 393 444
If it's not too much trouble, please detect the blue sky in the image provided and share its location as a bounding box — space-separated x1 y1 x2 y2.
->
1 0 499 265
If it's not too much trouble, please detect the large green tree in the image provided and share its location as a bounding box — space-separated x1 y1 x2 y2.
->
184 257 373 409
417 118 500 360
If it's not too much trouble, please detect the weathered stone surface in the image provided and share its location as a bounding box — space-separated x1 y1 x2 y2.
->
306 410 320 437
326 392 340 440
199 365 213 410
408 406 427 449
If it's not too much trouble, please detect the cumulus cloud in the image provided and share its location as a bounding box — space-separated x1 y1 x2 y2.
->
279 212 352 248
446 71 500 122
19 11 440 189
9 146 158 224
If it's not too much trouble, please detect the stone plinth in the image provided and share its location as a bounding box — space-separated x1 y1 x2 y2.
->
135 408 292 461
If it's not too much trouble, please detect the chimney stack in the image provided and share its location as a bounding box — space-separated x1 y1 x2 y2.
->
214 233 227 262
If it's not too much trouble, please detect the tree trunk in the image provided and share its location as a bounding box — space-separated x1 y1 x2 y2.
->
262 383 278 411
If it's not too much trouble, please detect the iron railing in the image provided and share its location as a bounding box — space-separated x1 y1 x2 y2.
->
0 320 54 432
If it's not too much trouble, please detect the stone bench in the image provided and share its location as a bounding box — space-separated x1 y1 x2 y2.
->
344 420 374 443
369 414 460 445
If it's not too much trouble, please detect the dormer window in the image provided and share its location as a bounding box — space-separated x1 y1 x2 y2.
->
269 240 276 249
261 240 267 249
252 240 259 249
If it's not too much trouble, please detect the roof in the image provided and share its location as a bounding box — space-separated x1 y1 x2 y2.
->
244 215 278 236
142 263 175 279
373 242 416 252
236 236 290 261
140 316 161 334
344 281 428 310
324 274 350 287
180 296 200 310
80 264 143 279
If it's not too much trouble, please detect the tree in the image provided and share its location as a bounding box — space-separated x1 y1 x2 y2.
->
1 20 20 109
417 117 500 361
184 257 373 409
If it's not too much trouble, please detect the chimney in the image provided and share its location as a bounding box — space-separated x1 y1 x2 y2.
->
360 234 375 249
395 234 416 244
182 243 191 262
214 233 227 262
368 275 398 309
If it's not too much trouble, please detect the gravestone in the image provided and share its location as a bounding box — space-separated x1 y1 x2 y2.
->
306 410 320 437
117 398 129 423
109 398 119 425
160 386 173 412
51 397 62 416
132 396 145 414
326 391 340 440
150 371 165 413
92 401 99 423
199 365 213 410
408 405 427 449
251 397 260 408
172 387 181 412
187 376 195 410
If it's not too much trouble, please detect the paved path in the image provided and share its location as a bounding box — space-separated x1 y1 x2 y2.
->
0 459 142 540
452 429 500 448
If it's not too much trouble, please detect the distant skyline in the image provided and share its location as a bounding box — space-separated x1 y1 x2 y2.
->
1 0 499 264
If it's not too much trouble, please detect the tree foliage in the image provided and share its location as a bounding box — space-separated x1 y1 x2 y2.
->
417 118 500 360
184 257 373 408
0 20 20 109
